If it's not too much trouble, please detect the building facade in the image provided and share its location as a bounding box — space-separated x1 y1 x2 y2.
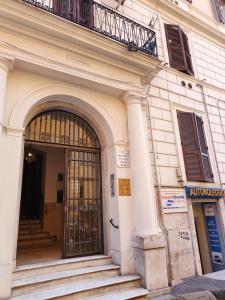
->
1 0 225 298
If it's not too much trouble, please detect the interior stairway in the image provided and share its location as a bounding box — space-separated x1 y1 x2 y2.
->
11 255 148 299
17 220 57 251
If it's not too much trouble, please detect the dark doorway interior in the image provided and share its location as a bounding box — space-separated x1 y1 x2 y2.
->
17 110 103 265
20 153 43 220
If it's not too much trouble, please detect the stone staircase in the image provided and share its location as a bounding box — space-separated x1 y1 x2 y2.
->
11 255 148 299
17 220 57 251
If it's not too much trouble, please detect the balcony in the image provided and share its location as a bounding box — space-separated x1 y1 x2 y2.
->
21 0 158 58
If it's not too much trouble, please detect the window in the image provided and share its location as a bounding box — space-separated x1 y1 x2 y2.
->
165 24 194 76
214 0 225 23
53 0 94 25
177 111 213 182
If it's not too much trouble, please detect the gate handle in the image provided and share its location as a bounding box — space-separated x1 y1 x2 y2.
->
110 219 119 229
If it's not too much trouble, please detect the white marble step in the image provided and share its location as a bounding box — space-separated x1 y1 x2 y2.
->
83 288 148 299
12 264 120 296
13 255 112 279
11 275 141 300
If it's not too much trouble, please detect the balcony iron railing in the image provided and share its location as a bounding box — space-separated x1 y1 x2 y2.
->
21 0 158 57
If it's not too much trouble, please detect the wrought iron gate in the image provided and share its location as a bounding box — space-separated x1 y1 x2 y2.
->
64 149 103 257
25 110 103 258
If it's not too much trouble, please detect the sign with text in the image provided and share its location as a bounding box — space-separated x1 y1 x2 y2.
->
185 186 224 199
118 179 131 196
204 204 224 267
117 148 129 168
161 190 187 213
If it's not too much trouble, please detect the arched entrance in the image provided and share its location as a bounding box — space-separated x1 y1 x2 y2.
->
17 109 103 263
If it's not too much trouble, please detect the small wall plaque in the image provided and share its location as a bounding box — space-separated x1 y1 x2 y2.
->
118 179 131 196
117 148 129 168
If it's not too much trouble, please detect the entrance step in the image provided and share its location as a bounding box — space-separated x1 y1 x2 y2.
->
20 220 41 225
12 255 148 299
12 264 120 296
18 232 50 240
18 228 45 235
17 236 57 250
17 219 57 251
83 288 148 299
19 223 42 230
13 255 113 279
11 274 146 299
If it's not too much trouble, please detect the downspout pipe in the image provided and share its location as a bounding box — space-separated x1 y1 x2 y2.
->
196 81 222 187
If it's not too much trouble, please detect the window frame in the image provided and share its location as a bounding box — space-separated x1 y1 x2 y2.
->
177 111 214 183
164 24 194 76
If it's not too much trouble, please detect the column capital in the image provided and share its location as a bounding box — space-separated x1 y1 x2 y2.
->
122 90 146 106
0 56 15 72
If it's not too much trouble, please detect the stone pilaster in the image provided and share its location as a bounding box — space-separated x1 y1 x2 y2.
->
123 91 169 291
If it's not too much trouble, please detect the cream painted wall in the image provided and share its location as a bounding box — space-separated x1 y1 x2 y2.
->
5 69 127 142
1 0 225 297
39 145 64 204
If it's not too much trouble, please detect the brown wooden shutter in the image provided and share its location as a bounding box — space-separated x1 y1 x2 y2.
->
165 24 186 73
181 30 194 75
195 115 214 182
214 0 225 23
177 111 205 181
165 24 194 76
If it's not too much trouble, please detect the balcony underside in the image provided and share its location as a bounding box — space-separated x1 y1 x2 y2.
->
0 0 162 95
21 0 158 59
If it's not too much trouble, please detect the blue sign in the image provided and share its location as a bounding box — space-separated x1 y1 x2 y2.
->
204 204 224 266
185 186 224 199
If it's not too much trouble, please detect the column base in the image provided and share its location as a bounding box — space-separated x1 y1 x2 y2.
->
132 233 169 291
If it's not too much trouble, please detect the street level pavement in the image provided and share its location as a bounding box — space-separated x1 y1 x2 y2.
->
152 270 225 299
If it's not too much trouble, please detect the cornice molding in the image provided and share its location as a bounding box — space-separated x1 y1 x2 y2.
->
139 0 225 49
0 55 15 72
0 0 161 77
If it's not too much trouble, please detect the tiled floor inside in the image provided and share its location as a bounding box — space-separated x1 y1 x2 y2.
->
16 244 62 266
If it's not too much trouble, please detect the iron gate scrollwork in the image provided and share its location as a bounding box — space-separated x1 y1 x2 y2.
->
64 149 103 257
25 110 103 257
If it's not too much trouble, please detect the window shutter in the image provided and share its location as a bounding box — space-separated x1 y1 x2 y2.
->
177 111 205 181
165 24 194 76
214 0 224 23
181 31 194 75
195 115 214 182
165 24 187 73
